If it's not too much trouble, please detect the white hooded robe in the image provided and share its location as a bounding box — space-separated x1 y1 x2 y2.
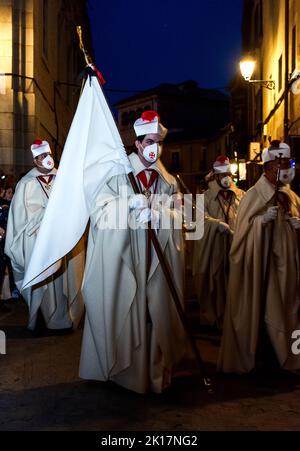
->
79 153 187 393
5 168 85 330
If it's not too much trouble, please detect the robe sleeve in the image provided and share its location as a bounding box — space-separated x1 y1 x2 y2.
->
5 178 46 277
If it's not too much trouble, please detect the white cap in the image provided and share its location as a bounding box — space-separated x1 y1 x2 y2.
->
262 142 290 163
134 111 168 139
31 139 52 158
213 156 231 174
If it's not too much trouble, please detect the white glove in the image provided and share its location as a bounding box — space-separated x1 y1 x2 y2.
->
288 217 300 230
128 194 148 210
137 208 160 228
218 221 233 234
0 227 5 240
172 192 184 210
262 206 278 224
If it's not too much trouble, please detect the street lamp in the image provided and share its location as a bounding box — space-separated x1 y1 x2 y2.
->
240 59 275 90
240 59 255 81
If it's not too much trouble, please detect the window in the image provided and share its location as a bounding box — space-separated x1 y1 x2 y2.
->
259 0 263 39
42 0 48 58
254 0 263 46
278 55 283 92
171 152 180 172
254 5 259 44
57 13 63 79
292 26 297 74
225 136 230 153
290 136 300 161
121 106 154 128
121 112 129 127
255 89 262 124
67 44 73 107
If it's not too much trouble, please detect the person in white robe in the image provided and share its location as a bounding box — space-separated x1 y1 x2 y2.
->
79 111 187 393
218 141 300 374
5 140 84 331
192 156 244 327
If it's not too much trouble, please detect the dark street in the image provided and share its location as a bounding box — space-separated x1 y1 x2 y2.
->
1 300 300 431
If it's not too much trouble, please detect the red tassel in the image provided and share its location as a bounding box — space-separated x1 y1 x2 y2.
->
92 65 106 86
142 111 159 122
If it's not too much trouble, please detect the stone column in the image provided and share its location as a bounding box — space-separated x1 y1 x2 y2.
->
0 0 34 177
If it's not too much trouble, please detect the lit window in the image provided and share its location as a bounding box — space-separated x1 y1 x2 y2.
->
43 0 48 58
292 26 297 74
278 55 282 92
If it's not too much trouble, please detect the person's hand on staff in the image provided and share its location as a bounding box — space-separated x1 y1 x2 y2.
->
262 206 278 224
287 216 300 230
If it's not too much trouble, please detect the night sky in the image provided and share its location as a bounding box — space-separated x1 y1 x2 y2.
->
88 0 244 105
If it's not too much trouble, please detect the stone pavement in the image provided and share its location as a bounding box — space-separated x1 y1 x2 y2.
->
0 300 300 431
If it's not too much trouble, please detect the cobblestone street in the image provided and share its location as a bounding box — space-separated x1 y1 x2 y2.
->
0 300 300 431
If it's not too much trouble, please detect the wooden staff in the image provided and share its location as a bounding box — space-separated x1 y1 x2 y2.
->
77 26 92 66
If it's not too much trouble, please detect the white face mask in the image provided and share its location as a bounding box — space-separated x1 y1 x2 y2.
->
41 155 54 170
220 176 232 189
279 168 295 185
142 143 162 163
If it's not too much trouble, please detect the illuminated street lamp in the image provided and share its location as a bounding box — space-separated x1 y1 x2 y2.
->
230 162 238 176
240 59 256 81
238 160 247 181
240 58 275 90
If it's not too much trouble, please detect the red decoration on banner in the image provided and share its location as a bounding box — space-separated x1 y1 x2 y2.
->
141 111 160 122
92 65 106 85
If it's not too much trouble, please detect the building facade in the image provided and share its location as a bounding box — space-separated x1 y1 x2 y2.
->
0 0 92 177
240 0 300 157
115 80 230 194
